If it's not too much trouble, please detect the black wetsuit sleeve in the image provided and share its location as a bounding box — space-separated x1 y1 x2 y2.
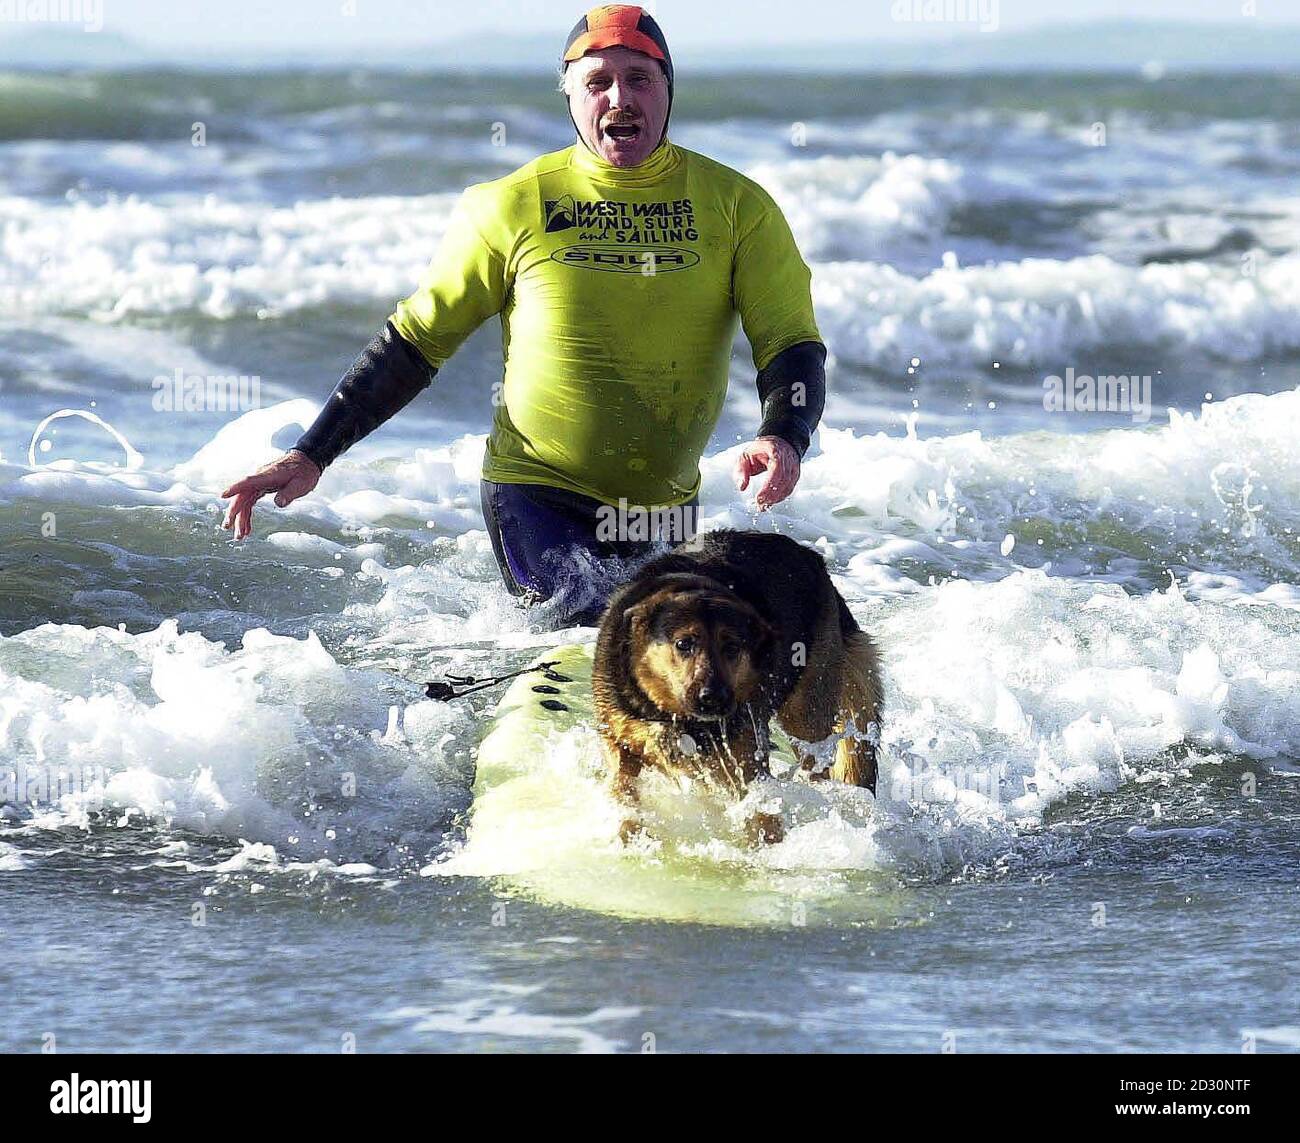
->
755 340 827 460
293 321 436 471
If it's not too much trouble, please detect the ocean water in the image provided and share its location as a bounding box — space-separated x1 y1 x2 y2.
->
2 69 1300 1053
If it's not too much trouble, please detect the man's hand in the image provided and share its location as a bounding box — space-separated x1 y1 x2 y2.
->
733 435 801 511
220 449 322 541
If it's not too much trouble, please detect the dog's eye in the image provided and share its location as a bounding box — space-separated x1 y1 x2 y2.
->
674 637 696 656
721 641 740 660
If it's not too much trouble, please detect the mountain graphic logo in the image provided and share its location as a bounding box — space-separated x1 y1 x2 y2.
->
544 196 577 232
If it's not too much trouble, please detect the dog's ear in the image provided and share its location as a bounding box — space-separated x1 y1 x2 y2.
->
624 584 687 640
623 597 657 638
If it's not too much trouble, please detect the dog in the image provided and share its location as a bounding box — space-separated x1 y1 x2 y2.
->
592 529 884 843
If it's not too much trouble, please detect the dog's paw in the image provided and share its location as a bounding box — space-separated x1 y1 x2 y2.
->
618 817 645 845
744 811 785 846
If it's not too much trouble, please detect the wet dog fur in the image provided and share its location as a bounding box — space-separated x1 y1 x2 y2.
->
592 529 883 843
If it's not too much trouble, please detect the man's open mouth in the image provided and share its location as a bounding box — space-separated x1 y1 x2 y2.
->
605 124 641 141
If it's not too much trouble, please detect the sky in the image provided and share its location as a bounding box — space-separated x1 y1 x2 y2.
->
6 0 1298 49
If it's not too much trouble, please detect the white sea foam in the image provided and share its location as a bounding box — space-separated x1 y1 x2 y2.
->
0 619 477 863
0 841 27 871
0 191 458 321
6 186 1300 371
385 998 640 1053
814 251 1300 370
747 152 965 259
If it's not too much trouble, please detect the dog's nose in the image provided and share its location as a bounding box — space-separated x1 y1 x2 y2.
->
696 684 732 713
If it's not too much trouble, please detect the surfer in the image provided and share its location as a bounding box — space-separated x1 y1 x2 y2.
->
220 5 827 625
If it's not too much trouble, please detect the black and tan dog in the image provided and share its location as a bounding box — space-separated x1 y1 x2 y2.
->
592 529 883 841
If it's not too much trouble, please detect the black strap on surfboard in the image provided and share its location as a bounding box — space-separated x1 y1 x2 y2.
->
425 659 570 701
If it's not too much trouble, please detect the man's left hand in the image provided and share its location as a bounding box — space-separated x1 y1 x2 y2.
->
733 435 801 511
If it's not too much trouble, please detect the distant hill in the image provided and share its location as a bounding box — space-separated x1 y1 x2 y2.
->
706 20 1300 72
409 20 1300 73
2 20 1299 72
0 28 149 68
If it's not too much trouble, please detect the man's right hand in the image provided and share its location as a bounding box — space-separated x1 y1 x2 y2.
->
220 449 322 541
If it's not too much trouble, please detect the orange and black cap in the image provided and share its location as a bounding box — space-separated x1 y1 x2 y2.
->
562 5 674 90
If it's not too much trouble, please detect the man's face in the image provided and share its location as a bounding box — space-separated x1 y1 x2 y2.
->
566 46 670 167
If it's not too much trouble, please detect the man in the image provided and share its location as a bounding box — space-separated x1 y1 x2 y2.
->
221 5 826 626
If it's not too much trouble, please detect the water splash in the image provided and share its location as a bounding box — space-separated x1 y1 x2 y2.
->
27 408 144 472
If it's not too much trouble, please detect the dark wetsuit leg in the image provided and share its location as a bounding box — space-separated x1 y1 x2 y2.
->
480 479 699 627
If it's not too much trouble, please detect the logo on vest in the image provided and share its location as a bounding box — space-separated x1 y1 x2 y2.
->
544 196 577 233
549 245 700 274
542 197 698 245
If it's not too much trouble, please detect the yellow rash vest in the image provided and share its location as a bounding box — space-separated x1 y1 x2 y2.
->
389 139 822 508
